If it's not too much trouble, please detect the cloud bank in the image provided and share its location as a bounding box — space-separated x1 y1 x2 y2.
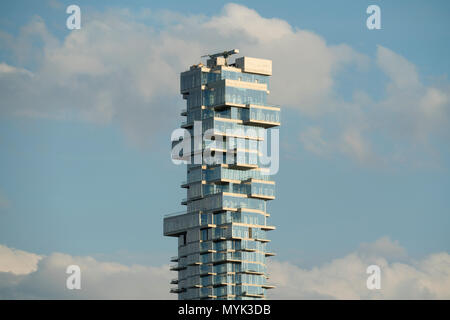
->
0 244 173 299
0 4 361 139
1 238 449 299
268 237 450 299
2 3 446 162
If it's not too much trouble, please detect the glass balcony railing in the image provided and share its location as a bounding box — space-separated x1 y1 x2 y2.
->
240 262 267 274
187 254 200 265
214 252 242 262
201 253 213 264
236 285 264 296
205 166 271 182
181 120 193 127
242 107 280 125
214 285 234 297
201 276 214 287
214 263 237 274
200 287 214 298
200 264 214 275
212 228 227 240
214 211 266 226
200 241 213 252
186 193 266 215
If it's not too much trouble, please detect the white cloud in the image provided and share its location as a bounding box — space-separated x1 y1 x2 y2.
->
0 4 367 146
299 45 449 166
1 239 449 299
0 62 33 76
47 0 63 10
356 237 407 261
339 128 377 165
0 245 41 275
268 237 450 299
1 12 189 145
375 46 450 145
0 4 447 161
376 46 420 90
0 245 173 299
199 4 367 113
299 127 329 156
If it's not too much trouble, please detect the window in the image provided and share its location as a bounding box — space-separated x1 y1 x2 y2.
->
201 228 208 241
201 213 208 225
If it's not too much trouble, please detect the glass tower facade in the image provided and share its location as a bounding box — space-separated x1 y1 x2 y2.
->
164 51 280 300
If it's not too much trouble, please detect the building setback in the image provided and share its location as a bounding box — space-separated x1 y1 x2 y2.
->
164 49 280 300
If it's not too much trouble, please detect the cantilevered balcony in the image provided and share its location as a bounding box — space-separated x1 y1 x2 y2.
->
242 105 280 128
169 263 186 271
170 287 185 294
262 284 276 289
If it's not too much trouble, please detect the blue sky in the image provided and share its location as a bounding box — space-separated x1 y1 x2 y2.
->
0 0 449 298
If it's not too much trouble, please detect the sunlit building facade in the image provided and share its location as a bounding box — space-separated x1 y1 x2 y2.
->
164 50 280 300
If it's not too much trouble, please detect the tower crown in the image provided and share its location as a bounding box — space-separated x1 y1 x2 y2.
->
202 49 239 67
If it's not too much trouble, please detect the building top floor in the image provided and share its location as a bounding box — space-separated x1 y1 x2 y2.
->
180 56 272 93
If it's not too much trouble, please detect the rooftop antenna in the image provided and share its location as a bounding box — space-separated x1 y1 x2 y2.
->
202 49 239 66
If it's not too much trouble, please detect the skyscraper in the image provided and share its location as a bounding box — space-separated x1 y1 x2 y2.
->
164 49 280 300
